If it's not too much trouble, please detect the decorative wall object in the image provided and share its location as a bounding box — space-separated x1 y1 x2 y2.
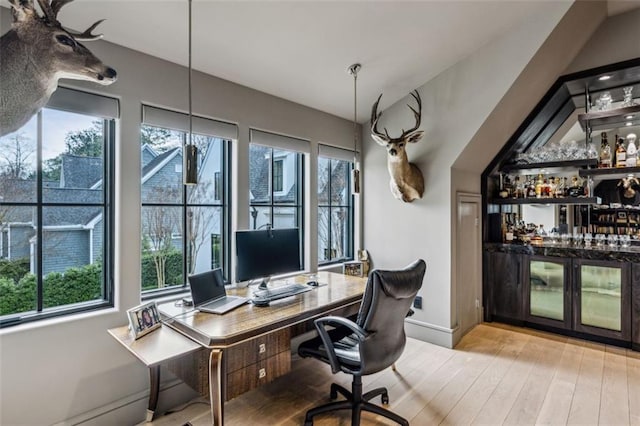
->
0 0 116 137
370 90 425 202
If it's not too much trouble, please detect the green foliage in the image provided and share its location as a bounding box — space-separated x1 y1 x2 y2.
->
141 125 173 146
141 249 183 291
0 257 29 285
0 263 102 316
65 120 104 157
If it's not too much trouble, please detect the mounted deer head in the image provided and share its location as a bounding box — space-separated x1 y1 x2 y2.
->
0 0 117 137
371 90 425 203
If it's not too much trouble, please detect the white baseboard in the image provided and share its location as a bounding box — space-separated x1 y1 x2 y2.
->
54 379 198 426
405 318 459 349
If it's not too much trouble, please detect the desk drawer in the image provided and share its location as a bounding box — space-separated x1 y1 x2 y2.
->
225 351 291 400
226 328 290 372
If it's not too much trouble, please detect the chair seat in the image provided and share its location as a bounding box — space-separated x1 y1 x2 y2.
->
299 328 361 368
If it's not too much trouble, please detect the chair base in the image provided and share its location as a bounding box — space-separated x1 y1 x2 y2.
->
304 376 408 426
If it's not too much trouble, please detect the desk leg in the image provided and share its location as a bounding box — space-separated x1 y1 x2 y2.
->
209 349 223 426
146 365 161 422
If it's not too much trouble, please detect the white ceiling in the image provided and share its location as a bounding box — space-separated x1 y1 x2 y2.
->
4 0 639 122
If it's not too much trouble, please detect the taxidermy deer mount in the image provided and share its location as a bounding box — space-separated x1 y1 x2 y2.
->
0 0 117 137
371 90 425 203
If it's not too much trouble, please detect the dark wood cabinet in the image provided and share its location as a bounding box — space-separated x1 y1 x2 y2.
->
488 251 524 322
632 263 640 350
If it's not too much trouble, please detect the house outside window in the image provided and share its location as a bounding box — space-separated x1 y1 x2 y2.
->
249 144 303 233
0 88 117 326
317 154 353 264
273 159 284 192
141 106 233 293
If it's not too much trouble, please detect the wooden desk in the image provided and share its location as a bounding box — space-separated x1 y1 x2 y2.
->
108 271 366 425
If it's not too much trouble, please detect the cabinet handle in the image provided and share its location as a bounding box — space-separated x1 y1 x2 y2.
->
258 368 266 379
259 343 266 354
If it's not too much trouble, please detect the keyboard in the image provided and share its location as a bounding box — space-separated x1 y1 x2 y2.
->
252 283 312 305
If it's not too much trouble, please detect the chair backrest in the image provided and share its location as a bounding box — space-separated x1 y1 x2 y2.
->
355 259 426 375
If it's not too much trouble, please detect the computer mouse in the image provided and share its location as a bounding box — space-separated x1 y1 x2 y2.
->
307 280 319 287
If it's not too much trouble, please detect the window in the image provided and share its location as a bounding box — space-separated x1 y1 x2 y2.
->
273 159 284 192
249 145 303 231
141 106 234 292
0 88 117 327
317 155 353 264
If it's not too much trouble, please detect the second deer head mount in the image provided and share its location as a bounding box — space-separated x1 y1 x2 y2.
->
0 0 117 137
371 90 425 203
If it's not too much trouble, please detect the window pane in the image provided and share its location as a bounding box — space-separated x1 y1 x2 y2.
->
141 125 183 204
273 206 298 229
42 110 105 203
187 206 222 275
0 206 36 315
249 145 272 204
249 206 271 230
273 148 297 205
0 116 37 203
141 206 183 290
41 207 104 309
317 157 330 204
330 160 350 205
318 207 330 262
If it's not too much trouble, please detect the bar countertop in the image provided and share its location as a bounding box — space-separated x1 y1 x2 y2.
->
484 242 640 262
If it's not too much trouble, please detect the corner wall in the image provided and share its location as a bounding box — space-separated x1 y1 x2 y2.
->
362 1 611 347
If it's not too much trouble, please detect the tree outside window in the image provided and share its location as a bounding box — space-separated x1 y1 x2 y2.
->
0 107 114 323
140 120 230 293
318 157 353 264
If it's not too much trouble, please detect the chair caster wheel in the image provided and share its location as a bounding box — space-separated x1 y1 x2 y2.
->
382 393 389 405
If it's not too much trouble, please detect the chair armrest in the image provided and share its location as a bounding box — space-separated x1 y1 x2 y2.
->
314 316 367 374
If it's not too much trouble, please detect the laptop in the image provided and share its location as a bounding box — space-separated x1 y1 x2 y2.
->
188 269 248 314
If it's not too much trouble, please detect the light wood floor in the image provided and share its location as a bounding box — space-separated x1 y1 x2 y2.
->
144 323 640 425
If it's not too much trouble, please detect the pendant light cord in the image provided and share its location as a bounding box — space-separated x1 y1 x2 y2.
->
188 0 193 147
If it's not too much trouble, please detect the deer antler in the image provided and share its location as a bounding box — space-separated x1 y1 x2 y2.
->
371 93 389 142
400 90 422 139
36 0 104 40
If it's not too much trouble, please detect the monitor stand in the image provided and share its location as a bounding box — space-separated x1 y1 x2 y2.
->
255 276 271 290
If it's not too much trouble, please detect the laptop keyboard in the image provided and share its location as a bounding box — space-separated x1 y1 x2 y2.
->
252 283 311 303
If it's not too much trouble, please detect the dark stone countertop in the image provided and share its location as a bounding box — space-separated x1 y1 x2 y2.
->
484 242 640 263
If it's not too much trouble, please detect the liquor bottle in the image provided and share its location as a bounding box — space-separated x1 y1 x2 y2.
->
549 177 557 198
527 175 536 198
535 174 543 198
555 176 564 198
626 133 637 167
615 137 627 168
599 132 611 168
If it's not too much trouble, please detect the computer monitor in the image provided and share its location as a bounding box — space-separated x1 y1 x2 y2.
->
235 227 301 287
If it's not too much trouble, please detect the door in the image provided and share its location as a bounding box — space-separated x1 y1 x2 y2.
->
524 256 572 330
573 259 631 341
457 194 482 337
490 251 524 321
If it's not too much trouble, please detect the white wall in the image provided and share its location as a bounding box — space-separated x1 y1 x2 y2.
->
0 5 358 424
362 1 609 347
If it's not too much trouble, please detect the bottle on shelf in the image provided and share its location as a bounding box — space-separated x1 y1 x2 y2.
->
535 173 543 198
599 132 611 168
625 133 637 167
615 136 627 168
527 175 536 198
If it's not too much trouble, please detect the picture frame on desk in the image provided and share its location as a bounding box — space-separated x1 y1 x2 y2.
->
127 301 161 339
344 261 367 277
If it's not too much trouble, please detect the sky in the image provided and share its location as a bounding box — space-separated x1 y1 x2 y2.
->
0 109 98 168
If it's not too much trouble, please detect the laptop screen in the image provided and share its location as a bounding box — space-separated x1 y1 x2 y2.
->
188 269 226 306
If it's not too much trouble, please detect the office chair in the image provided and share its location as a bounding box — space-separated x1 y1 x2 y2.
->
298 259 426 426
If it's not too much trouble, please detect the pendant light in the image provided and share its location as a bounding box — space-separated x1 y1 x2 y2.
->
348 63 361 194
183 0 198 185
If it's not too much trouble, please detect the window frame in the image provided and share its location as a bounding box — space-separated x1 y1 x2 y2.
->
248 144 305 268
140 123 232 297
0 110 116 328
317 156 354 266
